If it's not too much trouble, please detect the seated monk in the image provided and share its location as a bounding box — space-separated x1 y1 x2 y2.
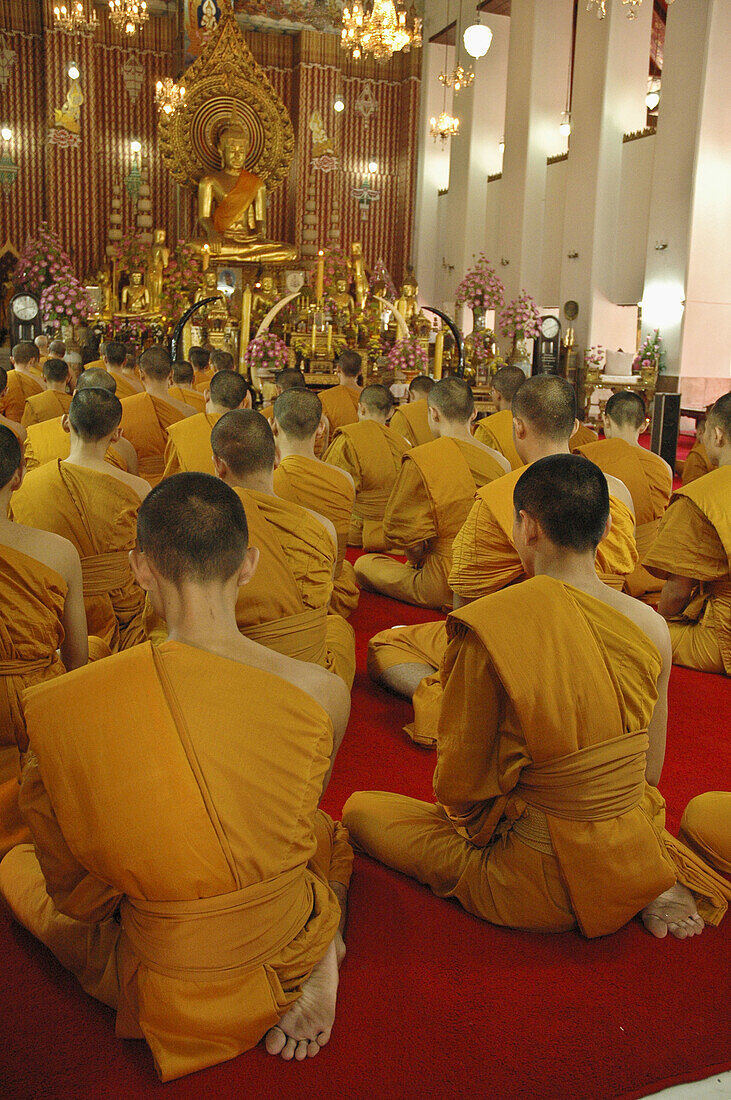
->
679 793 731 876
576 390 672 603
21 358 71 427
163 371 251 478
681 414 714 485
261 366 307 424
319 349 362 440
369 376 637 747
324 384 410 551
34 333 49 365
12 388 150 653
389 374 435 448
194 349 235 393
0 367 27 446
169 360 206 413
343 455 729 940
272 389 359 619
121 347 194 486
211 410 356 689
190 345 213 390
102 340 143 399
1 342 43 424
0 472 352 1079
0 425 87 858
23 368 138 474
644 393 730 676
472 364 526 470
355 378 509 611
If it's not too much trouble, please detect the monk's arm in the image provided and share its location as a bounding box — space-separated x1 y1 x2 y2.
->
19 751 122 921
319 675 351 798
324 435 360 491
114 435 139 475
162 436 182 481
58 540 88 670
645 619 672 786
645 497 726 617
606 475 635 524
383 460 434 559
657 575 696 619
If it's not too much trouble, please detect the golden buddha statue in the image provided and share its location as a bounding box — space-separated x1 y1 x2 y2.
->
119 271 152 317
147 229 169 313
398 267 422 327
252 273 279 321
195 269 229 326
194 119 297 266
331 276 355 324
350 242 368 314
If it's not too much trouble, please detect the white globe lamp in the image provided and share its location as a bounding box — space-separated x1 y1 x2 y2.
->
463 18 493 60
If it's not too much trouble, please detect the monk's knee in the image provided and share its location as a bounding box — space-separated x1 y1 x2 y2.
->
341 791 379 843
353 555 377 590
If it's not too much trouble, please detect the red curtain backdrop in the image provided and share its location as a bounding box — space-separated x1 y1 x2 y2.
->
0 2 420 287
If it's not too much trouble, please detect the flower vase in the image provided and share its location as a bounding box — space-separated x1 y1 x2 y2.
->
472 306 487 332
61 322 73 343
508 332 531 375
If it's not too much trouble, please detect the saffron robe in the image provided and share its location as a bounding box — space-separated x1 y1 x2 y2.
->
11 462 146 652
23 416 128 473
681 441 713 486
0 545 66 858
473 409 522 471
273 454 359 618
168 384 206 413
213 167 263 233
0 370 43 424
680 793 731 876
162 411 221 479
21 390 71 428
108 370 143 399
570 423 599 451
576 437 672 602
356 437 507 611
319 384 360 436
121 392 187 486
344 578 729 937
369 470 638 746
644 465 731 675
0 641 352 1081
390 400 433 448
194 367 215 391
324 420 410 551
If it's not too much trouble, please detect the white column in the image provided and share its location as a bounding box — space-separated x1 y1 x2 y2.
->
558 0 652 350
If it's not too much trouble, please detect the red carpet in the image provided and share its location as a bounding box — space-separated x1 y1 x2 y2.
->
1 557 729 1100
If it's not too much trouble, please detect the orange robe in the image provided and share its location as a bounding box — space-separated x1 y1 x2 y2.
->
168 384 206 413
576 437 672 603
11 462 146 652
473 409 522 471
570 423 599 451
0 545 66 858
679 793 731 875
390 400 433 448
344 577 729 936
369 468 638 746
0 641 352 1081
319 383 360 437
324 420 410 551
162 411 221 479
24 416 130 473
356 437 507 611
644 465 730 675
108 370 143 399
21 390 71 428
0 370 43 424
273 454 359 618
681 441 713 485
194 367 215 392
121 392 187 486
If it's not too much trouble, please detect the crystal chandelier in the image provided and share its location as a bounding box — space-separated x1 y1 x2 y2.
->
108 0 149 37
341 1 422 63
155 78 186 116
52 2 99 34
430 111 460 144
438 65 474 93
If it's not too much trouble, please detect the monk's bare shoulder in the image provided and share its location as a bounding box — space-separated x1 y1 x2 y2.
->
0 523 81 587
599 584 671 660
114 435 139 465
606 473 635 518
323 461 354 489
240 639 350 733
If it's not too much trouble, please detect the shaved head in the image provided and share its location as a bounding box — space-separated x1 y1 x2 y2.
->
0 424 22 489
512 376 576 442
274 367 307 392
103 340 127 367
211 409 275 478
189 346 210 372
140 346 171 381
76 368 116 393
12 341 39 366
492 365 526 401
360 384 393 417
209 370 250 409
604 390 647 430
409 375 434 399
42 357 70 384
337 349 362 378
210 349 234 373
49 340 66 358
514 454 610 553
137 473 249 586
274 389 322 440
68 388 122 442
172 360 194 385
428 377 474 423
706 392 731 436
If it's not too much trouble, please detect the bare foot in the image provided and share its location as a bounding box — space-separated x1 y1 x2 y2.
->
264 938 340 1061
641 882 705 940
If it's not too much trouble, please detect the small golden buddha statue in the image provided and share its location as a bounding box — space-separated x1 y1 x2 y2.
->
252 274 279 321
331 276 355 324
195 269 229 327
398 267 422 327
147 229 169 313
350 242 368 314
119 271 152 317
194 118 297 265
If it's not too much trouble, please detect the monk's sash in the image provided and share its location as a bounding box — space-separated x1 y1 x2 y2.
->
81 550 132 597
243 605 328 665
448 578 677 937
356 487 392 520
0 656 55 677
212 168 262 235
407 436 481 542
121 865 312 980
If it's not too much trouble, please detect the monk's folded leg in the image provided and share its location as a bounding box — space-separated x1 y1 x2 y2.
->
348 513 363 547
667 619 724 675
355 553 448 610
0 844 120 1008
309 809 354 892
342 791 575 932
324 615 356 690
367 619 447 681
330 560 360 619
679 792 731 876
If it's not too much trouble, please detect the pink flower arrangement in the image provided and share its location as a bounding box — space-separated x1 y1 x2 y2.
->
499 290 542 340
387 336 427 374
40 275 93 326
107 229 148 273
14 222 74 297
632 329 666 374
583 345 605 370
161 240 202 319
323 249 350 294
469 328 499 369
244 332 290 374
456 255 505 312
